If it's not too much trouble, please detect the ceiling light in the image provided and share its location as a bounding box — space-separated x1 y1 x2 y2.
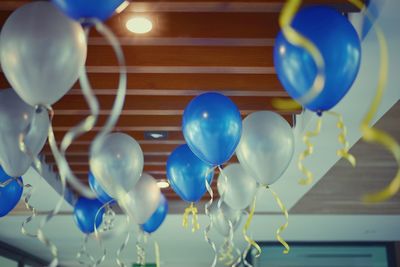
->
157 179 170 189
144 131 168 140
126 17 153 34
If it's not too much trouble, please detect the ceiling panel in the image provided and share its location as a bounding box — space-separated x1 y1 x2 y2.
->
0 0 362 201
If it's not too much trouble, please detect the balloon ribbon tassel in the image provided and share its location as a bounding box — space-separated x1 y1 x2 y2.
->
267 186 290 254
219 238 234 266
346 0 400 203
326 111 356 167
298 116 322 185
182 202 200 232
242 197 261 260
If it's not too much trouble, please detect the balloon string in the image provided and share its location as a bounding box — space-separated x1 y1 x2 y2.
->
325 111 357 167
298 117 322 185
90 21 127 201
182 203 200 232
0 177 17 188
242 196 261 259
37 106 65 267
154 240 161 267
217 166 228 209
21 183 38 238
76 235 95 266
55 25 99 199
279 0 325 106
136 230 147 266
347 0 400 203
242 243 253 267
204 178 217 267
266 186 290 254
116 230 130 267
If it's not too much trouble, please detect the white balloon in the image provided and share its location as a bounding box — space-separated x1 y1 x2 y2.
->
119 173 161 224
90 132 144 198
0 89 49 177
236 111 295 185
0 1 87 106
209 201 242 237
218 164 258 210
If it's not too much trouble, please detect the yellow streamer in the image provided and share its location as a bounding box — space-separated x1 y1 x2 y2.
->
345 0 400 203
298 117 322 185
182 203 200 232
279 0 325 106
154 240 161 267
326 111 357 167
242 197 261 259
267 187 290 254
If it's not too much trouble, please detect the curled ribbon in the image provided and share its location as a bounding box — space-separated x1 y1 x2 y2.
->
346 0 400 203
31 106 65 267
76 235 95 266
116 229 131 267
298 117 322 185
136 230 147 266
182 203 200 232
89 20 127 203
279 0 325 106
242 196 261 260
204 178 217 267
154 240 161 267
219 220 235 266
242 243 253 267
326 111 357 167
21 183 38 238
267 186 290 254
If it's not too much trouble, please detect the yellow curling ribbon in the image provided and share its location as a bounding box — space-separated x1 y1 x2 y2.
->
267 186 290 254
182 202 200 232
298 117 322 185
242 196 261 259
326 111 357 167
347 0 399 203
279 0 325 106
154 240 161 267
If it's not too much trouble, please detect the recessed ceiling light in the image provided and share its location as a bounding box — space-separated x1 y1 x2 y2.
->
157 179 170 189
144 131 168 140
126 17 153 34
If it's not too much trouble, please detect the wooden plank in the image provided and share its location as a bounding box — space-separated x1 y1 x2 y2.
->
51 113 294 128
86 45 274 67
1 73 285 91
52 94 298 112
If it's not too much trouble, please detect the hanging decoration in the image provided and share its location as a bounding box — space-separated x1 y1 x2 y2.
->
274 5 361 185
347 0 399 202
217 164 258 211
119 173 161 225
0 89 49 178
88 171 115 204
0 167 23 217
90 132 144 199
167 144 214 232
236 111 294 255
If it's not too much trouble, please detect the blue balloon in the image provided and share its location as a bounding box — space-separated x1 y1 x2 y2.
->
52 0 126 22
73 197 104 234
274 6 361 112
182 92 242 166
0 166 23 217
141 194 168 234
167 145 214 203
88 172 114 204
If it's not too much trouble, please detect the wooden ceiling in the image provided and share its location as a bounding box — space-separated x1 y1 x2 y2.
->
0 0 361 200
291 101 400 214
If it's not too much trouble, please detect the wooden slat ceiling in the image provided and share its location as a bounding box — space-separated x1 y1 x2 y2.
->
0 0 361 200
291 101 400 215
